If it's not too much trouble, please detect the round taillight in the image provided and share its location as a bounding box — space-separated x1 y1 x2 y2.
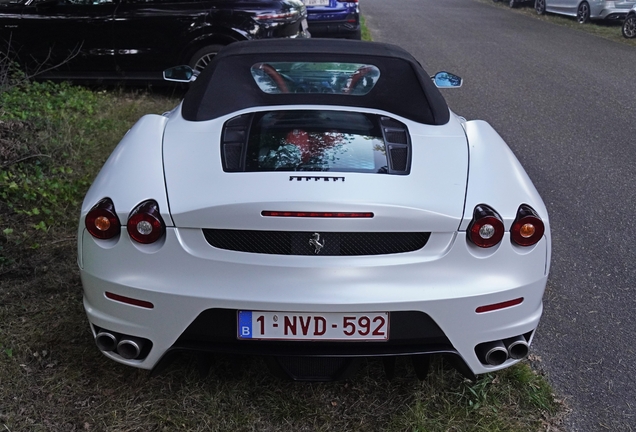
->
85 198 120 240
127 200 165 244
468 205 505 248
511 205 544 247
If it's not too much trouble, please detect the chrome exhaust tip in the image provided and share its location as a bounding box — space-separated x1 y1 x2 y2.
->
504 335 529 360
476 340 508 366
95 331 119 352
117 336 145 360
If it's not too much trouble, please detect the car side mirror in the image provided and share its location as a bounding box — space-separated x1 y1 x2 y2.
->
163 65 199 83
432 71 462 88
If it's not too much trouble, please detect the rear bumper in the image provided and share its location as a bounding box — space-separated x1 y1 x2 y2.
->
307 20 360 38
80 226 549 377
597 10 630 19
593 2 635 19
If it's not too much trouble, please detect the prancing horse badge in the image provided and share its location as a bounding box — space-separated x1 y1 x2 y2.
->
309 233 325 254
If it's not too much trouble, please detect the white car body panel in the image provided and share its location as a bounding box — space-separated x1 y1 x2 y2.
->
461 120 549 229
461 120 551 274
81 114 173 226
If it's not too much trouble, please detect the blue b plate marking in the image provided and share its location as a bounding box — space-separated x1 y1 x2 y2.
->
238 311 252 339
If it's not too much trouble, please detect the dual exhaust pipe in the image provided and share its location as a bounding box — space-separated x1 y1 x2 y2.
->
476 335 529 366
95 330 147 360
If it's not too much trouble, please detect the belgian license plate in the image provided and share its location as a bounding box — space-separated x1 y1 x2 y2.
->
238 311 389 341
304 0 329 6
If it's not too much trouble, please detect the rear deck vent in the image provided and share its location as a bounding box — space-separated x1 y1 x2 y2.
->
389 147 408 172
203 230 430 255
380 117 405 129
379 117 411 175
223 143 243 170
385 130 408 144
221 114 252 172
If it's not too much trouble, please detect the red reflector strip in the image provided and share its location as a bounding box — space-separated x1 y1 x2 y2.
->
262 211 373 218
476 297 523 313
106 292 154 309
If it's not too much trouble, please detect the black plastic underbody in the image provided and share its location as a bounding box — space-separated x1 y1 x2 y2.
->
152 308 476 380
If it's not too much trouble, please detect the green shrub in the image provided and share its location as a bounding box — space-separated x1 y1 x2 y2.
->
0 81 175 269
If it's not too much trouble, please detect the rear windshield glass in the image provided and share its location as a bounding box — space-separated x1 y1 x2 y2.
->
245 111 388 173
250 62 380 96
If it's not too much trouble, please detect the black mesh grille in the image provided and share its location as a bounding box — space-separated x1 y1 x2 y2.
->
203 230 430 255
390 147 408 171
385 130 407 144
223 143 243 170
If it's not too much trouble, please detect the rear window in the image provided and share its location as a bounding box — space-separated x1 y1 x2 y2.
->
221 110 412 175
246 111 387 173
250 62 380 96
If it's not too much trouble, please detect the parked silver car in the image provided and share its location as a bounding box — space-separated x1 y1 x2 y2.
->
623 4 636 37
535 0 636 23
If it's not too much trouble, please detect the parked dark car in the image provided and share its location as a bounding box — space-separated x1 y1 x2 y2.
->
0 0 308 82
303 0 360 39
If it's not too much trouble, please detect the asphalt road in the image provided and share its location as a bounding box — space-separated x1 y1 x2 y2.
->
361 0 636 430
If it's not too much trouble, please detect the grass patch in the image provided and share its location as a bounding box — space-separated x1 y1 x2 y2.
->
0 82 174 269
479 0 636 46
389 364 562 431
1 79 565 430
361 15 373 41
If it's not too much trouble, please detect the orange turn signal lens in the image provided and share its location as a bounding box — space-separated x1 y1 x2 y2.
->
519 223 535 238
94 216 111 231
511 205 545 247
85 198 120 240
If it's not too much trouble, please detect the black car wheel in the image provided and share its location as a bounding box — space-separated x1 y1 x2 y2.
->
535 0 546 14
189 45 224 73
623 14 636 38
577 1 590 24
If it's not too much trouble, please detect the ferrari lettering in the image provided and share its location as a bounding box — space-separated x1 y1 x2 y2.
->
289 176 345 182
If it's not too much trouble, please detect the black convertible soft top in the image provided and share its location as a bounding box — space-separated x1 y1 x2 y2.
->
181 39 450 125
